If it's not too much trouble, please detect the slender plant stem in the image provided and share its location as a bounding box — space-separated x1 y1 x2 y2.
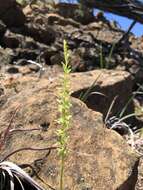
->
104 96 118 123
1 146 57 162
60 153 65 190
106 42 116 69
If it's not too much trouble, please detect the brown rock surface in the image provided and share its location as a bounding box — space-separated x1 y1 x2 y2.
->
3 69 133 119
0 75 139 190
71 69 134 119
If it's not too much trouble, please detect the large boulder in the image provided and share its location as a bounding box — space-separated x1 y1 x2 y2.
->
0 75 139 190
71 69 134 120
1 69 135 122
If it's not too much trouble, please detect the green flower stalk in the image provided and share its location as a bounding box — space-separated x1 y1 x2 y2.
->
57 40 72 190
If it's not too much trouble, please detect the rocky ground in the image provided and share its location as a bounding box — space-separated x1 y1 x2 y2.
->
1 0 143 189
